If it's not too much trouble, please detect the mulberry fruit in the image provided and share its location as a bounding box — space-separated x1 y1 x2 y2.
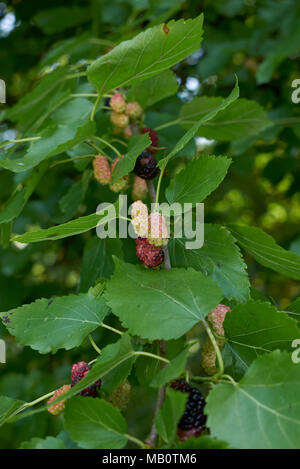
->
136 237 164 268
201 304 231 375
110 155 130 193
125 102 143 120
123 125 133 140
71 361 101 397
109 92 126 113
170 380 206 437
110 176 129 193
93 155 111 185
201 338 219 376
109 380 131 411
131 200 148 219
47 384 71 416
133 152 159 180
131 200 149 237
207 303 231 338
132 176 148 201
110 111 129 128
147 212 169 247
141 127 159 153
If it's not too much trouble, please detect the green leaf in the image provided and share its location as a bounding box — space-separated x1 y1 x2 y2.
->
99 339 136 394
3 67 68 132
1 293 109 354
87 15 204 94
206 351 300 449
0 223 11 247
51 98 94 125
127 70 179 108
229 224 300 280
158 77 239 169
0 162 48 224
0 121 95 173
150 348 189 388
79 237 124 292
20 437 66 449
179 98 271 141
104 259 223 340
165 155 231 205
60 334 134 402
169 224 250 302
12 201 118 243
256 25 300 85
135 343 161 386
224 300 300 365
110 133 151 184
58 169 91 220
285 297 300 321
65 396 128 449
0 396 25 426
155 388 187 445
176 435 229 449
33 7 91 34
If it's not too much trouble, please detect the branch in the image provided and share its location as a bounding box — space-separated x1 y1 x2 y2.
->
145 179 172 447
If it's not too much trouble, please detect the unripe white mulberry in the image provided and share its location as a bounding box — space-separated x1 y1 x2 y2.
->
93 155 111 185
109 92 126 113
147 212 169 247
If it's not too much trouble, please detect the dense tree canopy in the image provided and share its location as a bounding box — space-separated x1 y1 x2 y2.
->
0 0 299 450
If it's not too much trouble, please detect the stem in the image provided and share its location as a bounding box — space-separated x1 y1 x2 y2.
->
154 166 164 210
100 322 124 335
134 351 170 364
154 119 180 131
190 375 219 383
0 136 40 149
93 136 122 157
50 154 95 167
125 433 146 449
23 391 56 409
71 93 98 97
11 390 56 420
145 386 165 448
111 138 128 148
89 38 115 47
146 180 157 206
89 334 102 355
66 71 87 80
203 319 224 376
144 179 170 448
90 95 101 121
222 374 237 386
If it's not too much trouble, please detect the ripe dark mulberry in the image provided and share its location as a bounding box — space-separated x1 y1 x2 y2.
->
71 361 101 398
141 127 159 153
170 380 206 435
136 237 164 268
133 152 159 180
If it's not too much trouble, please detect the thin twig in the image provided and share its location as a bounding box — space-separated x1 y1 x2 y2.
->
145 179 171 447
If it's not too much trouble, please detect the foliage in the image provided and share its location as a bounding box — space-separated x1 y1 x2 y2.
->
0 0 300 450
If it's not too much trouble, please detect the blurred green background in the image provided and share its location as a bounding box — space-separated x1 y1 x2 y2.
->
0 0 299 448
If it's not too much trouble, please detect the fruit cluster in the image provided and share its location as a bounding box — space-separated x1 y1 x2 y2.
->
47 361 101 416
93 154 129 193
170 380 206 441
130 200 169 268
109 91 143 137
